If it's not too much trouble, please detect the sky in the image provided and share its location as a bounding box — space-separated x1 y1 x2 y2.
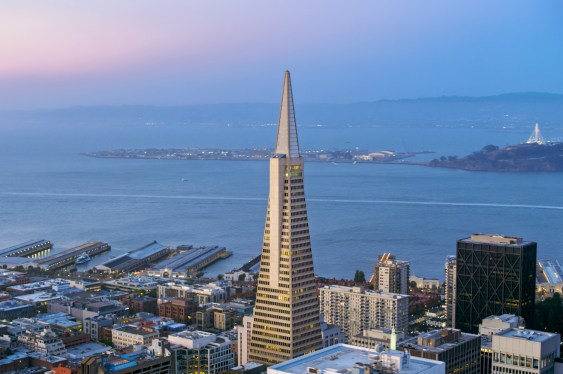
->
1 1 562 109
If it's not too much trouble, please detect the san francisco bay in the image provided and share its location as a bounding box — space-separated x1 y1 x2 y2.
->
1 121 563 280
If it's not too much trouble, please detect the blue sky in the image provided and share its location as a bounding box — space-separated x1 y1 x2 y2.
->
0 0 562 109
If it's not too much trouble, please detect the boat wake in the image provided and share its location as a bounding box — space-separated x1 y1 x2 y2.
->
2 191 563 211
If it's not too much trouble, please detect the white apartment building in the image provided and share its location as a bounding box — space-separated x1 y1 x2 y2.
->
157 281 226 304
18 328 67 356
168 330 235 374
111 325 159 348
237 315 253 366
319 285 409 340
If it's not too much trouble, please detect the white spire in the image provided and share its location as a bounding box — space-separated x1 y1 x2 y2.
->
390 326 397 350
526 122 545 144
274 71 300 158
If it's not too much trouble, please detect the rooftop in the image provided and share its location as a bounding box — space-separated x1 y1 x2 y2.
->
461 234 533 246
537 259 563 284
321 285 409 300
14 292 62 304
0 239 50 257
65 342 111 359
152 245 226 271
496 328 559 343
269 344 443 374
0 299 33 311
114 325 158 336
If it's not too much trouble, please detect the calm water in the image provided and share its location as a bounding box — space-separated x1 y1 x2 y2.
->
1 123 562 280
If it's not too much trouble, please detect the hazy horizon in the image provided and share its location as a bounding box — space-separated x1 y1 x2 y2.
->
1 1 562 110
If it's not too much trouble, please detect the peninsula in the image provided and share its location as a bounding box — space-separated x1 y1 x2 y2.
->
83 148 433 164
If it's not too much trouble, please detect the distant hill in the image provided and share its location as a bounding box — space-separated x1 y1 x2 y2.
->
2 92 563 129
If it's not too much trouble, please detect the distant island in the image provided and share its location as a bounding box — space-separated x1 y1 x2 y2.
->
82 148 433 164
427 123 563 172
427 143 563 172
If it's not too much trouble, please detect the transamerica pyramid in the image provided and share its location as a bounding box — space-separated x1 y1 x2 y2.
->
248 71 323 365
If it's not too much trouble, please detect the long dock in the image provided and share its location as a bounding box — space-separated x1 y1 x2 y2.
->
149 245 231 277
0 240 53 259
33 241 111 270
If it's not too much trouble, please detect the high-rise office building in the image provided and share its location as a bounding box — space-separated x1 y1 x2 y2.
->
248 71 322 365
444 255 457 325
369 253 410 294
455 234 536 334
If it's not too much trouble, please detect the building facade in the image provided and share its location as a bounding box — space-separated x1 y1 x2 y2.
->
370 252 410 294
248 71 323 364
400 328 481 374
111 326 159 348
167 330 235 374
455 234 536 333
444 255 457 325
491 328 560 374
319 285 409 340
18 328 67 356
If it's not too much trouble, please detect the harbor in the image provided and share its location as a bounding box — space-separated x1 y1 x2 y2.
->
0 240 53 259
33 241 111 271
147 245 232 278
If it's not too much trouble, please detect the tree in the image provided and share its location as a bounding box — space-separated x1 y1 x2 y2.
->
354 270 366 283
217 274 224 281
238 273 247 282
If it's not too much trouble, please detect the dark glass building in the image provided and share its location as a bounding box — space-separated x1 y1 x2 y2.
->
455 234 536 334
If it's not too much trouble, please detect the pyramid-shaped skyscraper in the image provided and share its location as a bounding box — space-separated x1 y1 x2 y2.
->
248 71 323 365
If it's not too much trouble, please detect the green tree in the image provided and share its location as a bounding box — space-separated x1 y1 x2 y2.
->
354 270 366 283
238 273 247 282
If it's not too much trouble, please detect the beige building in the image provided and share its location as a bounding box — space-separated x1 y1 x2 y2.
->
111 325 159 348
319 285 409 340
370 253 410 294
444 255 457 324
491 328 560 374
237 315 253 365
248 71 323 365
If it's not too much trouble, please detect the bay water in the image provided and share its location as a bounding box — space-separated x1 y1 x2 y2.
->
1 122 562 280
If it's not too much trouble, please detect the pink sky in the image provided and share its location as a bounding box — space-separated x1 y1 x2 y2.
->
0 1 562 109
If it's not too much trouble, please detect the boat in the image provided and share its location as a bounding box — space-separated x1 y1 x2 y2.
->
182 178 189 182
75 254 91 265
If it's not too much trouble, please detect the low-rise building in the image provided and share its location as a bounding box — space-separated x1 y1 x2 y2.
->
157 280 227 304
7 278 71 294
158 297 198 325
81 350 172 374
479 314 525 374
18 328 67 356
129 296 158 315
0 300 36 320
410 275 440 290
103 275 159 292
491 328 560 374
167 330 235 374
400 328 481 374
349 328 406 350
268 344 445 374
111 325 159 348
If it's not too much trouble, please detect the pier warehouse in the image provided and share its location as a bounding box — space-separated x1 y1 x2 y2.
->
95 241 171 273
148 245 231 278
0 240 52 258
33 241 110 271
